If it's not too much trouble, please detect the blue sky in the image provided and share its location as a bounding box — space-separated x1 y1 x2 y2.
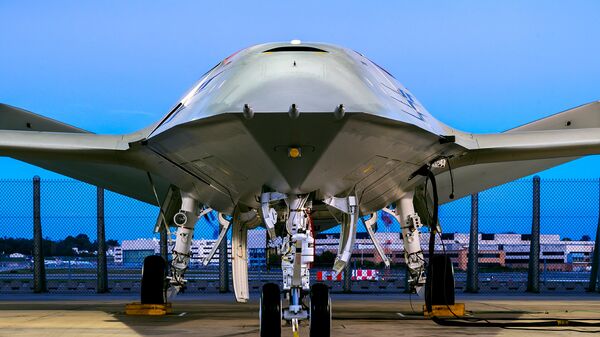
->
1 1 600 178
1 179 597 241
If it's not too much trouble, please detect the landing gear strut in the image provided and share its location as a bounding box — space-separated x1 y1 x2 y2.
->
259 193 336 337
167 193 201 295
140 191 202 304
394 189 456 308
280 195 313 333
386 191 427 295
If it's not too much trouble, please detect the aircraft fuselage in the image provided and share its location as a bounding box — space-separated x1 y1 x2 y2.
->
142 42 463 214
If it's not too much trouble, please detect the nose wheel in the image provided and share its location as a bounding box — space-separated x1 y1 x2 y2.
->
309 283 331 337
259 283 332 337
258 193 334 337
260 283 282 337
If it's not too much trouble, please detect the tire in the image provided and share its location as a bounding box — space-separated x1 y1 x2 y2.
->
260 283 281 337
425 255 455 307
140 255 167 304
310 283 331 337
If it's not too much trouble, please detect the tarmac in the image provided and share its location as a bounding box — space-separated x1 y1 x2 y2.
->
1 293 600 337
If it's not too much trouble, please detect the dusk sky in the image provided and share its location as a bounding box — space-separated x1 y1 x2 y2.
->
1 1 600 179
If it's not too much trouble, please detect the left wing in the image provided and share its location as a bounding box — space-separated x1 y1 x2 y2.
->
0 103 167 204
437 101 600 202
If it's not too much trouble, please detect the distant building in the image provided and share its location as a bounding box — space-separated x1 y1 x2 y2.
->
314 232 595 271
114 230 267 267
114 230 595 271
8 253 26 258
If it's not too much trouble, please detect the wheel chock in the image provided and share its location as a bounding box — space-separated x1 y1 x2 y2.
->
423 303 465 318
125 302 173 316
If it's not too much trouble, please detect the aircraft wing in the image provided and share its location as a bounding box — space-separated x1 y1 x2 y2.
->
0 103 166 205
437 101 600 203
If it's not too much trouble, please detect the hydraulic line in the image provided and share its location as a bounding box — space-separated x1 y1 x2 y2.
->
414 163 600 329
432 317 600 328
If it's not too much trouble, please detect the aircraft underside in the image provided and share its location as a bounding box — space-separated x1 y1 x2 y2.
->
148 182 436 337
138 112 464 336
144 112 462 214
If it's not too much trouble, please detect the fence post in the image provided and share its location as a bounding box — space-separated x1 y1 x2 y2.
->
466 193 479 293
159 226 168 263
218 228 229 293
32 176 47 293
587 178 600 292
96 187 108 293
343 260 352 293
527 176 541 293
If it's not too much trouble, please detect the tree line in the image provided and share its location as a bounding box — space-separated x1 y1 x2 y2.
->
0 234 119 257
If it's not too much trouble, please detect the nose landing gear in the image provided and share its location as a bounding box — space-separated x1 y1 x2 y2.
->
309 283 332 337
259 282 332 337
260 283 282 337
259 193 335 337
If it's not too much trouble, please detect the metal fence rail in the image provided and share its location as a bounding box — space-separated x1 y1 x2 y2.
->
0 177 599 294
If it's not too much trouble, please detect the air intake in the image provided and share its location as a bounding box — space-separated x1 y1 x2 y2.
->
263 46 327 53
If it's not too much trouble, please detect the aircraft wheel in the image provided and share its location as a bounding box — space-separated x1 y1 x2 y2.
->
260 283 281 337
310 283 331 337
425 255 455 306
140 255 167 304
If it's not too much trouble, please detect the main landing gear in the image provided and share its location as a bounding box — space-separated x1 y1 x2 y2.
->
426 255 456 308
140 255 167 304
139 191 205 304
385 191 427 295
390 190 457 307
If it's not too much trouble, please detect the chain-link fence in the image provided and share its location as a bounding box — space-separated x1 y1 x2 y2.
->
1 177 599 294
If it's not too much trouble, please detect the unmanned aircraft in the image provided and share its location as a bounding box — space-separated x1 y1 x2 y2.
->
1 40 599 337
